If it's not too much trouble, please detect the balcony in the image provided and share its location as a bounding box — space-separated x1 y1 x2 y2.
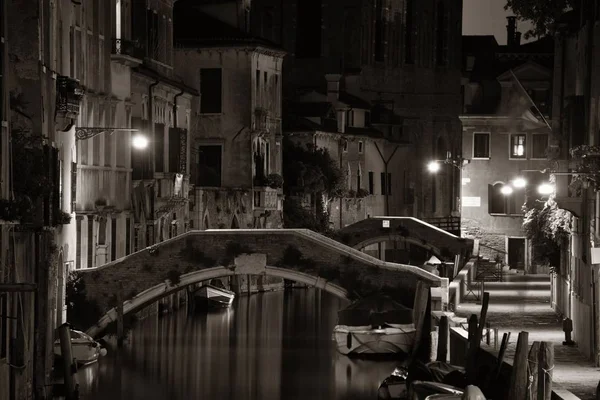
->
253 186 279 211
111 38 144 66
56 76 84 118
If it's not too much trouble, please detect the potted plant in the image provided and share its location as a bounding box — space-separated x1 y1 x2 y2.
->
94 198 108 211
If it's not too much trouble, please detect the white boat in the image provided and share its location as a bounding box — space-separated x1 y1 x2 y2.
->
194 283 235 309
333 295 416 356
334 324 416 355
53 329 107 366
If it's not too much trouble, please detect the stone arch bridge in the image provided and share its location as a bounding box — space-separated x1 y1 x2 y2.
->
78 229 448 338
337 217 473 263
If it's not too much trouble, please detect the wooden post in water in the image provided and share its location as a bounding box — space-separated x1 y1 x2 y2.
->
247 274 251 295
411 281 430 362
436 315 449 362
466 314 479 384
116 286 124 347
527 341 540 400
508 331 529 400
58 323 79 400
537 341 554 400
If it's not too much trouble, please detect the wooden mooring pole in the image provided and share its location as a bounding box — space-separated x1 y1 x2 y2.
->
538 341 554 400
116 287 124 347
58 323 79 400
527 341 540 400
508 331 529 400
436 315 449 362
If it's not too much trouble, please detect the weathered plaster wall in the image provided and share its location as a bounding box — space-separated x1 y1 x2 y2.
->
191 187 283 230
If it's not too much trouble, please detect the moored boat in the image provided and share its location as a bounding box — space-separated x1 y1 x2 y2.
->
194 283 235 309
333 295 416 357
53 329 107 366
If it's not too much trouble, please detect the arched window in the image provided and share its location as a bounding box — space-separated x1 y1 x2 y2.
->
488 183 506 214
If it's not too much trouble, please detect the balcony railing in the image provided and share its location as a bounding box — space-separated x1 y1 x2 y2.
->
253 186 278 211
111 38 145 61
56 76 84 117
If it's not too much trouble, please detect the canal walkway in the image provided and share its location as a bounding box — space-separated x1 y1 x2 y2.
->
454 273 599 400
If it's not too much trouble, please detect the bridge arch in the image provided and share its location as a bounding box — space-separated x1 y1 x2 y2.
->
77 229 447 338
86 265 349 338
354 235 442 257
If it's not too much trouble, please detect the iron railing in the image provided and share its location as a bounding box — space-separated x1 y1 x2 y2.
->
111 38 145 60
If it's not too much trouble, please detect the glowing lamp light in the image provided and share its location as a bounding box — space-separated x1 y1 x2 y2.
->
538 182 555 196
427 161 441 173
512 177 527 188
500 185 513 195
132 134 149 150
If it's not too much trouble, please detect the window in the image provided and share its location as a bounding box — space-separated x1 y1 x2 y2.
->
197 145 222 187
368 171 374 194
380 172 391 195
358 141 363 153
87 216 94 268
296 0 322 58
111 218 117 261
488 183 522 215
154 123 165 172
126 217 131 255
531 134 548 159
200 68 222 114
357 168 361 190
76 216 82 269
510 134 526 158
473 132 490 158
489 183 506 214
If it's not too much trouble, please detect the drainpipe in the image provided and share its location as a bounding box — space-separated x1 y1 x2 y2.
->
148 80 160 180
374 143 399 215
339 140 343 229
173 89 185 129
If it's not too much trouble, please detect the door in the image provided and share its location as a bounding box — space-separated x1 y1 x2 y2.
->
508 238 526 270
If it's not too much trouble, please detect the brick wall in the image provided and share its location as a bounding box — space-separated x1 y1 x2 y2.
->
78 230 438 315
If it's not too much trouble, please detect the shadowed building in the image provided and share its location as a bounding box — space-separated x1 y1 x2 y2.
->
173 4 285 230
459 20 554 273
187 0 464 223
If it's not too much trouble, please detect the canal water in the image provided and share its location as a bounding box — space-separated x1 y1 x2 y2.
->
77 288 401 400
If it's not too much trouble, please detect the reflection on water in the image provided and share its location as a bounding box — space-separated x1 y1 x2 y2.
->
78 288 400 400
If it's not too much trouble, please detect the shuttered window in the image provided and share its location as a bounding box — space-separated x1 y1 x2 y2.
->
200 68 222 114
154 123 165 173
169 127 181 173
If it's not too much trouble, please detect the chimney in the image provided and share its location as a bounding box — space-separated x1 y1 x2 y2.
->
325 74 342 104
506 16 517 47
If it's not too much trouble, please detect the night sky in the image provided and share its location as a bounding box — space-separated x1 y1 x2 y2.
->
463 0 535 44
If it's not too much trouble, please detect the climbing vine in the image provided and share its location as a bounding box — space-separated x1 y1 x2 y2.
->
569 145 600 193
522 194 572 273
282 138 344 234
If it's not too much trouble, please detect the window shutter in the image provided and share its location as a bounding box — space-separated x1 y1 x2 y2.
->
169 127 181 173
488 184 493 213
154 123 165 172
52 147 60 225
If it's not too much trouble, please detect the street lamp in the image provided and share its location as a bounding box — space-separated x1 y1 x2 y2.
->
132 134 149 150
512 177 527 188
426 154 470 173
427 161 441 173
538 182 555 196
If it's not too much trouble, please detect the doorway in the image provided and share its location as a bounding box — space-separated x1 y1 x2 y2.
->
507 237 526 270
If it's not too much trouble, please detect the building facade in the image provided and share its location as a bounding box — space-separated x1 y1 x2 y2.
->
460 25 554 272
550 4 600 364
129 0 196 251
174 2 284 230
285 74 414 231
251 0 464 221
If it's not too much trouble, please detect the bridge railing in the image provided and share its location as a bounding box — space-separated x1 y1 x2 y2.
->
422 216 461 236
297 229 447 287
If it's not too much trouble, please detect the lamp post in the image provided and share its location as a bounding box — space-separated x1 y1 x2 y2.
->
427 154 471 220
